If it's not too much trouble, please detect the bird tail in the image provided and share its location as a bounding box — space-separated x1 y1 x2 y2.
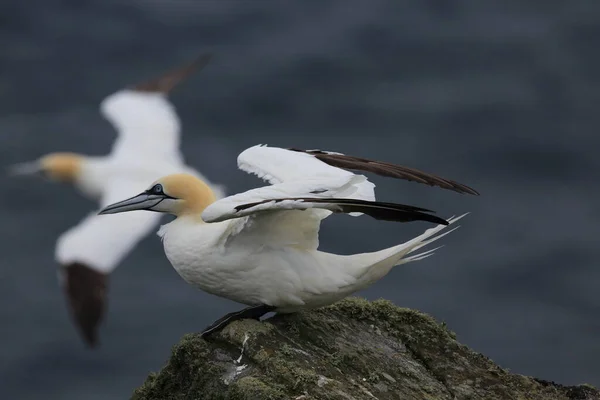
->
350 213 468 288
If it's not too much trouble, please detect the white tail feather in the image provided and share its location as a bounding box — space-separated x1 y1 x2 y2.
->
398 213 468 261
404 252 435 262
351 213 468 288
407 226 460 255
403 245 443 262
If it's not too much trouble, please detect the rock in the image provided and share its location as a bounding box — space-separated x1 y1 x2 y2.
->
132 298 599 400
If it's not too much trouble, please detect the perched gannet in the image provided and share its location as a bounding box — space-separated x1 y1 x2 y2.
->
99 145 476 336
9 54 225 347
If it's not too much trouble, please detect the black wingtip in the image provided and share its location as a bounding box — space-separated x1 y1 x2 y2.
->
305 197 451 225
130 52 213 94
422 214 450 226
288 148 481 196
61 263 108 349
82 330 100 349
455 185 480 196
234 197 451 226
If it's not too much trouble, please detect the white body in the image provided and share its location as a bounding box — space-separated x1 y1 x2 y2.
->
55 90 225 273
157 145 465 311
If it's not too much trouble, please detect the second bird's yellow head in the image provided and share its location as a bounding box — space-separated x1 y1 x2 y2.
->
9 152 83 183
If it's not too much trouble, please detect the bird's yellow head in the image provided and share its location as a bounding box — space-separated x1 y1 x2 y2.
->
9 152 83 183
40 153 83 182
98 173 216 218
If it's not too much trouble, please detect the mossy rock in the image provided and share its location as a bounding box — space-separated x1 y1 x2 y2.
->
132 298 599 400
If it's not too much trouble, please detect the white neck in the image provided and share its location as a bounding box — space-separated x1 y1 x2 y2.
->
76 157 110 201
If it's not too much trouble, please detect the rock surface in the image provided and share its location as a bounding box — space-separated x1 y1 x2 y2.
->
132 298 599 400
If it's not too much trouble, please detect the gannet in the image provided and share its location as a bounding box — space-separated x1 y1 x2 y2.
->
99 145 476 336
9 54 225 347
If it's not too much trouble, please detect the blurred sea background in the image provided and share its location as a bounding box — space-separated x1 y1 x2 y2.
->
1 1 599 398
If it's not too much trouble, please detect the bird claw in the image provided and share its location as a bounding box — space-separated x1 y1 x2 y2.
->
200 304 275 338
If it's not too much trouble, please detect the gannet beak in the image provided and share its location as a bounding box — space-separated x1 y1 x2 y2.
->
6 161 43 177
98 192 166 215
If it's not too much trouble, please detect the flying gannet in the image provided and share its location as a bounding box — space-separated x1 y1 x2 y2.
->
9 54 225 347
99 145 477 337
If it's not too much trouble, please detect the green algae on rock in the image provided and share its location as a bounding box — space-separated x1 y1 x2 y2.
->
132 298 600 400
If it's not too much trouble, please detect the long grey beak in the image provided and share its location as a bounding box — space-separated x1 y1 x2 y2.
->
7 161 43 177
98 193 165 215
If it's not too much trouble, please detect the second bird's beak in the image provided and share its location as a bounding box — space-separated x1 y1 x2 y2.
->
7 161 44 178
98 192 166 215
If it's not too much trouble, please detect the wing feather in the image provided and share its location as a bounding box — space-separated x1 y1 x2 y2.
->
205 196 446 225
56 177 162 273
223 144 465 250
100 91 182 163
288 148 479 195
237 145 376 202
203 176 445 249
99 54 212 164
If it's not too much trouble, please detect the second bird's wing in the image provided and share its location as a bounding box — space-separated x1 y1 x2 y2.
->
99 54 212 165
55 175 163 347
56 176 163 272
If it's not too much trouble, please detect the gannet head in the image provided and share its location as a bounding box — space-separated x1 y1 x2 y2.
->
8 152 83 183
98 173 216 217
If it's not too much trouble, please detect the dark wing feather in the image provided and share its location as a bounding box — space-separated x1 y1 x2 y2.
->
131 53 213 93
62 263 108 348
288 148 479 195
235 197 449 225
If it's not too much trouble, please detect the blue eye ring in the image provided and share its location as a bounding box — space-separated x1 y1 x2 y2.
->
152 184 163 194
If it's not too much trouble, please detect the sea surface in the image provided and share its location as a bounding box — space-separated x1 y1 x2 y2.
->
1 1 599 398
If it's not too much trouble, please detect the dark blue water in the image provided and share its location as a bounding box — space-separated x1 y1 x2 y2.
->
1 1 600 398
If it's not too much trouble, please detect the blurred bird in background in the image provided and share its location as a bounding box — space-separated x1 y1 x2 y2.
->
7 53 226 348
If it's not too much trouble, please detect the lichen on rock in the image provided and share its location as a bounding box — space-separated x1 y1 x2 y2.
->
132 298 600 400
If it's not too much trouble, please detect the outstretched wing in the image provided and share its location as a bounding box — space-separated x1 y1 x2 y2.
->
99 54 212 164
55 176 162 346
286 148 479 195
237 145 377 199
231 197 444 224
203 175 446 250
237 144 478 194
56 176 163 272
218 144 460 249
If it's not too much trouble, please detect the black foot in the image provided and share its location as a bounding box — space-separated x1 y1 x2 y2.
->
201 304 276 338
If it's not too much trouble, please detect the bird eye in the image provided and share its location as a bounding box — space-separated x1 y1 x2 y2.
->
152 184 163 194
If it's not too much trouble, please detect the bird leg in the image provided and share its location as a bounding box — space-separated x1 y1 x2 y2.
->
200 304 276 338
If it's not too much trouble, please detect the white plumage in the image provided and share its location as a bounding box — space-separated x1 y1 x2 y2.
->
174 146 461 308
101 90 183 164
100 144 474 336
